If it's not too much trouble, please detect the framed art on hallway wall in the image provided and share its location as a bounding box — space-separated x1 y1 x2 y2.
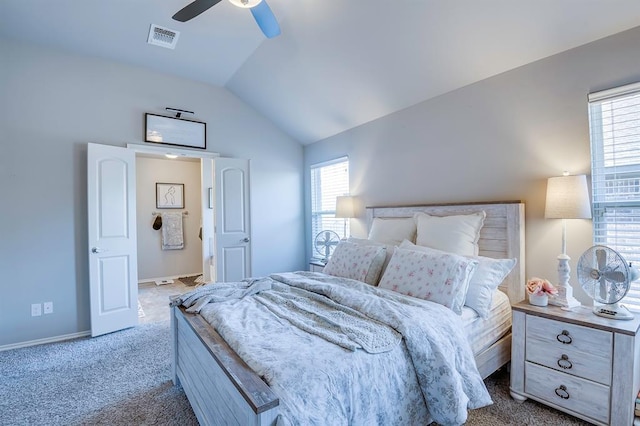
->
156 183 184 209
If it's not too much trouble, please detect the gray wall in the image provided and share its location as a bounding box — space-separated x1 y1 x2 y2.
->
136 157 202 281
305 25 640 306
0 38 304 347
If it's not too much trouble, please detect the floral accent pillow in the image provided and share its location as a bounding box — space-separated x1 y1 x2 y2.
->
323 241 387 285
378 246 478 314
347 237 396 280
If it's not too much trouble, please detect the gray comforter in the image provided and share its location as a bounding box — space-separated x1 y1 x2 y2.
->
176 271 492 425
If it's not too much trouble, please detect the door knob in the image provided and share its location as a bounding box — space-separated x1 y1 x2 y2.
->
242 237 250 243
91 247 107 253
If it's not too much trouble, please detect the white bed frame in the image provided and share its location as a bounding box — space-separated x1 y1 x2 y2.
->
171 201 525 426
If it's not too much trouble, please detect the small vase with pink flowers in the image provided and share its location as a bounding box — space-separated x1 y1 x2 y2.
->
526 277 558 307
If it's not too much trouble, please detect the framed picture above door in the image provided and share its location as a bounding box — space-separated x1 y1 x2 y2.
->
145 113 206 150
156 183 184 209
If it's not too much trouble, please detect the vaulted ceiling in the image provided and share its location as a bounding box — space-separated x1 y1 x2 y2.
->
2 0 640 144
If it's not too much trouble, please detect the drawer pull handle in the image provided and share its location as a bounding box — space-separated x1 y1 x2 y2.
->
557 354 573 369
555 385 570 400
556 330 572 344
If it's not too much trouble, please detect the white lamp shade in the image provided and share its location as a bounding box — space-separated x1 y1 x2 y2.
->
544 175 592 219
335 196 355 218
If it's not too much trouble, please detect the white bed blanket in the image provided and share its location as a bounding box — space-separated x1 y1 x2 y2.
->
188 271 492 426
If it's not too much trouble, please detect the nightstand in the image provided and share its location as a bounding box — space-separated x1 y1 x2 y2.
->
309 260 326 272
510 302 640 425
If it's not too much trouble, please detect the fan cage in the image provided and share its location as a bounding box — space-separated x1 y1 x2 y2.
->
594 216 640 311
578 245 632 305
313 230 341 260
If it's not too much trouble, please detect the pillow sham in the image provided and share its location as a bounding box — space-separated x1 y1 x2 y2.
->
322 241 387 285
378 244 478 314
368 217 416 246
396 239 475 313
414 211 486 256
347 237 395 281
464 255 517 319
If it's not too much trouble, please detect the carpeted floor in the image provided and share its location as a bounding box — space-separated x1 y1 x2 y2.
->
0 321 198 426
0 320 592 426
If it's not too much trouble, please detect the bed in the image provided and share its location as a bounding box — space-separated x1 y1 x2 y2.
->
170 201 525 425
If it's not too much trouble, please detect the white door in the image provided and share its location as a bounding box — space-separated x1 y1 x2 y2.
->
87 143 138 337
215 158 251 282
201 158 215 282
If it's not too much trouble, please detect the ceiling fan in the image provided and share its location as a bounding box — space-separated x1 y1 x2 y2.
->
172 0 281 39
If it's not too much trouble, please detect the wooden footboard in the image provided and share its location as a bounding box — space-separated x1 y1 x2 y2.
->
171 305 279 426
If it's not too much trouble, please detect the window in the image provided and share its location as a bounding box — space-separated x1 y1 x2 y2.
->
589 82 640 311
310 157 349 259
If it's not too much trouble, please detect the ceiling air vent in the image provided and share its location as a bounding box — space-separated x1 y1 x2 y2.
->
147 24 180 49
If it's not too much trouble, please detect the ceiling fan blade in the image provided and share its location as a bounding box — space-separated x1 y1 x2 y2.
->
250 0 281 38
173 0 223 22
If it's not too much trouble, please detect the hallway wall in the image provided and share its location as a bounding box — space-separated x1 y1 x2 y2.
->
136 156 202 281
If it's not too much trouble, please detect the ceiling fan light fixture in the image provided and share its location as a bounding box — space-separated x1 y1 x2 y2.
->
228 0 262 9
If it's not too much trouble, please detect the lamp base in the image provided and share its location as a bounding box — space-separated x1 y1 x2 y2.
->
548 291 581 309
549 254 581 310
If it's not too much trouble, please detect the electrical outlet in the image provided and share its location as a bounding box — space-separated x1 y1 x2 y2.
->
31 303 42 317
43 302 53 314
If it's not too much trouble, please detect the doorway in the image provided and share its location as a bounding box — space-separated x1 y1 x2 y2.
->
135 153 203 324
88 142 252 336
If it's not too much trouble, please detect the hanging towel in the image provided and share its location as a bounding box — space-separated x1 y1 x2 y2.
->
161 212 184 250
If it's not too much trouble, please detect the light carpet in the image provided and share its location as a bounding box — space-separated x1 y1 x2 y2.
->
0 321 197 426
0 320 590 425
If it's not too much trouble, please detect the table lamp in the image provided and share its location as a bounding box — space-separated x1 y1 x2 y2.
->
544 173 592 309
335 196 355 238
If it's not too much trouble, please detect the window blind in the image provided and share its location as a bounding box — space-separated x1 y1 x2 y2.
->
310 157 349 259
589 82 640 311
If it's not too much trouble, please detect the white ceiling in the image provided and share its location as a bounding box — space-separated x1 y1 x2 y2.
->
2 1 640 145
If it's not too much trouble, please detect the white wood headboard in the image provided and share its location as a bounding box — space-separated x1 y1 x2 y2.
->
366 201 525 304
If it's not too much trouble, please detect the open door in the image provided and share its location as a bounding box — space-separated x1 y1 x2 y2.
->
87 143 138 337
201 158 215 282
215 158 251 282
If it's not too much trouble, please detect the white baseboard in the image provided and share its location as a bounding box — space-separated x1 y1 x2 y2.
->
138 272 202 284
0 330 91 352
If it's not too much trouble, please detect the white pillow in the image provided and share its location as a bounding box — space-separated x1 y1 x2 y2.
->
378 245 478 314
368 217 416 246
347 237 395 282
464 256 517 319
323 241 387 285
414 211 486 256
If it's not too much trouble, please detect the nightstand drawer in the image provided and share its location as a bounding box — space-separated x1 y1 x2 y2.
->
525 362 610 424
526 316 612 384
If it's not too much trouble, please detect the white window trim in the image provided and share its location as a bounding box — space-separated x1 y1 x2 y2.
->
589 81 640 311
310 157 349 261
